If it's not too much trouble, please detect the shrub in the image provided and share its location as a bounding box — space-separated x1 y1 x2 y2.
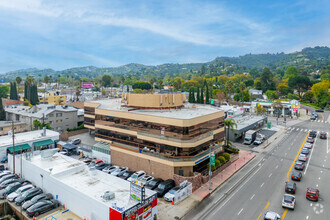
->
207 163 217 171
223 153 230 162
215 159 221 168
225 146 240 154
218 156 226 165
67 123 85 132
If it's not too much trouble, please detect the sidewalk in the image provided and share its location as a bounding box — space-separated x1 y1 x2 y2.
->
158 150 255 220
193 150 255 201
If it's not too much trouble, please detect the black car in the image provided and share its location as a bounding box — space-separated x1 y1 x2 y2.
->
310 116 316 120
291 171 302 181
154 179 176 197
22 193 53 211
15 187 43 206
0 182 22 199
95 163 110 171
26 199 59 217
0 174 18 184
315 109 324 112
294 161 305 170
0 178 19 189
320 132 327 139
118 171 135 180
301 148 309 155
285 181 296 194
309 131 317 138
145 178 164 190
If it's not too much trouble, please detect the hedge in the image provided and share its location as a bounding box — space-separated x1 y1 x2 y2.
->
215 159 221 168
218 156 226 165
223 153 230 162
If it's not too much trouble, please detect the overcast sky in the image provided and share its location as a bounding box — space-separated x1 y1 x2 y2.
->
0 0 329 72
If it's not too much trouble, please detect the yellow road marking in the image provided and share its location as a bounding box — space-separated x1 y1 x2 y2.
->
321 113 324 121
282 209 288 219
256 202 270 220
286 133 309 181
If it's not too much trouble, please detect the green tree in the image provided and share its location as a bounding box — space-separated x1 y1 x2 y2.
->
0 99 5 120
254 79 262 90
301 91 314 103
30 84 39 105
249 68 259 79
218 156 226 165
200 86 204 104
265 90 278 100
272 100 283 118
0 85 9 99
102 75 112 87
288 75 312 98
283 66 298 79
215 159 221 168
196 87 200 103
10 82 18 100
205 85 210 104
191 88 196 103
224 118 237 147
260 68 276 92
132 82 152 90
223 153 230 162
15 77 22 85
33 120 42 130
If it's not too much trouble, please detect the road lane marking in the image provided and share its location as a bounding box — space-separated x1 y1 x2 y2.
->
260 182 264 188
306 216 309 219
281 159 283 162
304 134 318 175
268 173 272 178
287 133 309 181
256 202 270 220
276 165 278 169
282 209 288 219
316 184 318 187
250 194 255 200
327 132 329 153
237 208 243 215
285 153 287 156
321 170 323 173
321 113 324 121
310 203 312 206
318 177 320 180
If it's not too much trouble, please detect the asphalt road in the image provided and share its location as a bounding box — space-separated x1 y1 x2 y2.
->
185 111 329 220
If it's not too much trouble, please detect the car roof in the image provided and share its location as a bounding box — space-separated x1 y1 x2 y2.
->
265 211 278 218
135 170 145 174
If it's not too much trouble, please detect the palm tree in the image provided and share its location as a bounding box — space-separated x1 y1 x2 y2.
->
224 118 237 147
239 82 246 105
272 101 283 124
225 80 234 102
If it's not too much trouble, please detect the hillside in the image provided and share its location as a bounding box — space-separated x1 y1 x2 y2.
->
1 46 329 81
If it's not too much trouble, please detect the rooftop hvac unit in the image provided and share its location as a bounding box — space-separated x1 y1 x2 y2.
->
101 191 115 201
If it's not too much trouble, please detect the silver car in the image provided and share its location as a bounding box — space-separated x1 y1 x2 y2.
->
282 194 295 210
264 211 281 220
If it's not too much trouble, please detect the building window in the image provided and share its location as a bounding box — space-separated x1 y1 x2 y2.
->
56 113 62 117
0 128 3 131
48 114 54 117
49 121 53 124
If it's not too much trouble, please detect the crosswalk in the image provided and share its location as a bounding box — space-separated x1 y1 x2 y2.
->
286 127 328 134
311 120 328 123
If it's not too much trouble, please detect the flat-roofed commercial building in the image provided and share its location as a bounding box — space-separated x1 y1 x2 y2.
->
85 93 225 180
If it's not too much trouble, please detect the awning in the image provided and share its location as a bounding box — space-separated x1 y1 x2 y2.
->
62 143 77 150
7 144 31 153
33 139 54 148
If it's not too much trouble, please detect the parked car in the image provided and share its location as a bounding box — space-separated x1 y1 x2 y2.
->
68 138 81 145
81 158 93 165
137 175 154 186
164 186 181 202
253 138 264 145
307 137 314 143
15 187 43 206
7 185 34 202
285 182 296 194
0 182 22 199
315 109 324 112
306 188 319 201
320 132 327 139
154 179 176 197
301 147 309 155
22 193 53 210
264 211 281 220
304 143 313 149
0 174 18 184
26 199 59 217
309 131 317 138
1 157 8 163
291 171 302 181
118 171 135 180
95 163 110 171
282 194 295 210
294 161 305 170
310 116 316 120
88 160 104 168
312 112 318 118
0 178 19 189
110 167 129 176
102 165 119 174
145 178 164 190
0 164 5 171
127 171 146 183
298 154 308 162
0 171 12 179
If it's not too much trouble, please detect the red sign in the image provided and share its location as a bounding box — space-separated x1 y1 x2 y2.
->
81 82 95 88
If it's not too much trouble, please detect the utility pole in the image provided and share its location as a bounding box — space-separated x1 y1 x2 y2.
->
12 121 15 174
42 113 45 126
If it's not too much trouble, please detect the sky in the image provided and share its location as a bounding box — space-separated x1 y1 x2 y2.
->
0 0 329 73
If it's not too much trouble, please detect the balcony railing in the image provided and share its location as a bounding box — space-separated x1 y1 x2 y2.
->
84 121 95 126
95 133 223 162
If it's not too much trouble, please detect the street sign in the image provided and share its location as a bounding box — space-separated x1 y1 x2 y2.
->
210 100 214 105
210 153 215 167
267 122 271 129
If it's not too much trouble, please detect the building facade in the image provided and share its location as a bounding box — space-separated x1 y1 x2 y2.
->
5 104 83 132
85 93 225 180
0 121 27 136
251 100 300 117
38 91 67 105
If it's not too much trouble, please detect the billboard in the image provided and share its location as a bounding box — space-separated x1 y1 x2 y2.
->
81 82 95 88
130 183 145 202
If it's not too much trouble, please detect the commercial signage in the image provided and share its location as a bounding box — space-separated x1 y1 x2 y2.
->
210 153 215 167
81 82 95 88
130 182 145 202
123 194 157 218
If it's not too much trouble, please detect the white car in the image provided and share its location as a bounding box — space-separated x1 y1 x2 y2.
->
298 154 307 162
264 211 281 220
7 184 34 202
137 175 154 186
164 186 181 202
127 171 145 183
110 167 128 176
102 165 119 174
254 138 263 145
282 194 295 210
304 143 312 149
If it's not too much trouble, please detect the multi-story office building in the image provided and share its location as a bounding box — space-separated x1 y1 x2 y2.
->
38 91 67 105
85 93 225 180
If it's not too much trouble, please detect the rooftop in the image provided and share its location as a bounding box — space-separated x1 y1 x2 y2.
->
5 104 78 119
90 98 222 119
0 121 25 127
232 115 266 131
0 129 59 147
29 153 156 211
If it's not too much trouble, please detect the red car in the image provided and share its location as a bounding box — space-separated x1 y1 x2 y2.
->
306 188 319 201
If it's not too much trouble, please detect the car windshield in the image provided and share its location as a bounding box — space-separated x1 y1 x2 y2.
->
244 138 250 141
148 180 157 186
22 191 30 197
31 195 41 203
284 196 293 203
113 169 121 172
169 189 177 194
5 185 15 191
131 174 138 179
158 184 165 189
286 182 294 187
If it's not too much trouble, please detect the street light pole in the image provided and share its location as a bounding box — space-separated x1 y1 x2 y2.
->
209 143 212 191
